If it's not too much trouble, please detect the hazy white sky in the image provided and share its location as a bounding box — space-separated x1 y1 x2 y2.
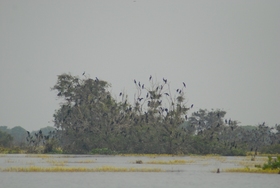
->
1 0 279 131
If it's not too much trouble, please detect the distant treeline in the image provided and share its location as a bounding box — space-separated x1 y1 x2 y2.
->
1 73 279 155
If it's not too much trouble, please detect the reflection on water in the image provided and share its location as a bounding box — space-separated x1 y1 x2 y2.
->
0 154 279 188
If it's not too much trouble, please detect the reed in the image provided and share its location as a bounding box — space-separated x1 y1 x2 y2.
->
1 166 164 172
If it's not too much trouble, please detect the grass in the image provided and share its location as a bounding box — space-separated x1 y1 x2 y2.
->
224 167 279 174
119 154 180 158
145 159 192 164
1 166 164 172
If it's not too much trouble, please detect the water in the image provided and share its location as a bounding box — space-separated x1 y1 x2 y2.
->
0 154 279 188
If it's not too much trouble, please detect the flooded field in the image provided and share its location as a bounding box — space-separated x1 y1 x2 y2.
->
0 154 279 188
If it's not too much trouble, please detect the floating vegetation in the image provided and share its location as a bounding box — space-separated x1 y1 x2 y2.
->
224 167 279 174
146 159 191 165
1 166 164 172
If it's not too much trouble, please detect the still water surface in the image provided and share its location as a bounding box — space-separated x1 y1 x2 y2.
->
0 154 279 188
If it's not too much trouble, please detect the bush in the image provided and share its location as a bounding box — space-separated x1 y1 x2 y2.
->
262 156 280 170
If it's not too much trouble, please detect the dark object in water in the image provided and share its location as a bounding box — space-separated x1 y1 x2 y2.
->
217 168 220 173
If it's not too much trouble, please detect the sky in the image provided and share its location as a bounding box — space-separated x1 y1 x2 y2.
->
1 0 279 131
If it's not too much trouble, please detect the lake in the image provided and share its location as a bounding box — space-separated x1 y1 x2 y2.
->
0 154 279 188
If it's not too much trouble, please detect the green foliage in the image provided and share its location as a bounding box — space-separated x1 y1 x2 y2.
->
262 156 280 170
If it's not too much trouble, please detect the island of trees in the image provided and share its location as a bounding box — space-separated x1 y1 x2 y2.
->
1 73 280 156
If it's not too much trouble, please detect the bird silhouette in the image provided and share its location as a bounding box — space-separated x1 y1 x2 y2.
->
183 82 186 88
149 75 152 81
191 104 194 108
82 71 85 75
163 78 167 83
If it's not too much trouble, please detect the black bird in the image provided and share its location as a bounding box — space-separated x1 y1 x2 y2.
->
142 84 144 89
149 75 152 81
119 92 122 96
191 104 194 108
138 82 141 87
225 119 227 124
134 79 136 84
183 82 186 88
164 93 169 96
95 77 99 81
146 93 149 98
163 78 167 83
26 131 30 136
82 71 85 75
185 115 188 120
